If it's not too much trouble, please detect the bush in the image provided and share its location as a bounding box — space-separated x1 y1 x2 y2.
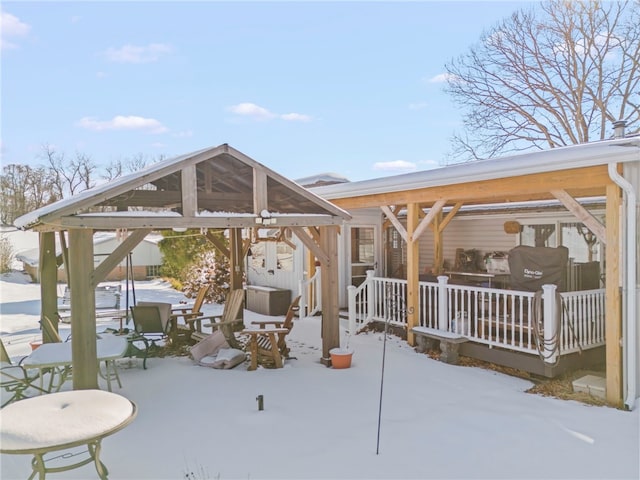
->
0 235 14 273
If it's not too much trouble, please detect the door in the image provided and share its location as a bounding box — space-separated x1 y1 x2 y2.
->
350 226 378 287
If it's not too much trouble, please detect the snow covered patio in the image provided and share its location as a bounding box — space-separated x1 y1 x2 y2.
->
1 275 638 480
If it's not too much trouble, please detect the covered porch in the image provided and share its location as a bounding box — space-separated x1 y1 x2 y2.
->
312 138 640 408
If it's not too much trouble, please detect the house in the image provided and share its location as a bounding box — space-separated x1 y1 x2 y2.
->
246 133 640 410
15 231 164 282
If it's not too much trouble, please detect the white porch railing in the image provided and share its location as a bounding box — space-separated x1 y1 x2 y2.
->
347 272 606 363
299 268 322 317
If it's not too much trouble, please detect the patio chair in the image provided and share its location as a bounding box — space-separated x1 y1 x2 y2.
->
131 302 173 342
249 295 301 359
1 339 47 407
241 295 301 370
171 285 209 338
191 289 246 346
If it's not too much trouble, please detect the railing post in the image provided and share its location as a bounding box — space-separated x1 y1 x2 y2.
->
366 270 375 322
348 285 356 334
315 268 322 312
437 275 449 331
298 277 307 318
542 284 559 364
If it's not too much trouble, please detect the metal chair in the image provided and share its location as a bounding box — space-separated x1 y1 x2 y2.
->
1 339 47 407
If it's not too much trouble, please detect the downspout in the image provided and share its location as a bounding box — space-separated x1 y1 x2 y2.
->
608 120 638 410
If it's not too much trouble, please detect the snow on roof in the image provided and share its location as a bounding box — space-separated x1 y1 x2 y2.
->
295 172 350 187
311 138 640 199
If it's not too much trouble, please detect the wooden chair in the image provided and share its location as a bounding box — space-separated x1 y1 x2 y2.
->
242 295 301 371
190 289 245 345
171 285 209 336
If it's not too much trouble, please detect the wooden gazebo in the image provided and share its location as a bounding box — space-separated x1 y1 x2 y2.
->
14 144 351 388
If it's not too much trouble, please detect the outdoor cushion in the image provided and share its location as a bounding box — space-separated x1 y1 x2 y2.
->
189 331 245 369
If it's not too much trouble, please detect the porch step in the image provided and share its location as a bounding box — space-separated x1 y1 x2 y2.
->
572 374 606 400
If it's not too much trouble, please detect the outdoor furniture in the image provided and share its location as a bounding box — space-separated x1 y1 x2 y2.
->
0 389 136 480
171 285 209 335
21 336 128 392
242 295 301 370
191 289 245 344
130 302 173 348
189 330 246 369
1 339 47 407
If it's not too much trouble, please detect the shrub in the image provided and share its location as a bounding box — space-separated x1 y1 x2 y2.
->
0 235 14 273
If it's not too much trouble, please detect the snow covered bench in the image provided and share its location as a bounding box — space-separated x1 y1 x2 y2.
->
412 326 468 365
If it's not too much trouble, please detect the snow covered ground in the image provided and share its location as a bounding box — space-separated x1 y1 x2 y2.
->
1 271 638 479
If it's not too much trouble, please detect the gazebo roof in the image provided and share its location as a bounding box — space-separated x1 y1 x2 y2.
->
15 144 351 231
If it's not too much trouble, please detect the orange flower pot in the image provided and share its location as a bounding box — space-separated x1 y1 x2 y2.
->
329 348 353 369
30 341 42 351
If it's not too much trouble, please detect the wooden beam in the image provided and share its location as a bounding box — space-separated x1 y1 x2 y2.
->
52 214 344 230
39 232 58 342
406 203 420 345
330 166 612 210
605 183 622 407
413 199 446 241
69 229 98 390
92 229 151 286
290 226 329 265
205 231 231 259
253 168 268 215
380 205 408 242
229 229 244 292
180 165 198 217
59 231 70 285
551 189 606 244
438 202 463 232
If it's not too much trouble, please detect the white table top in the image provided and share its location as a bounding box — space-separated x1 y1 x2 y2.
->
0 389 136 453
22 336 128 369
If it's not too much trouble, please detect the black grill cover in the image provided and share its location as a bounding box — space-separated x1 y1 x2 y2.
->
508 245 568 292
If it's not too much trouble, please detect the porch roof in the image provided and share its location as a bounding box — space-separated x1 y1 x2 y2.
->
312 137 640 208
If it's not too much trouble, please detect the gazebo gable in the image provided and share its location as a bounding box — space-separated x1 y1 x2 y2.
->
15 144 350 231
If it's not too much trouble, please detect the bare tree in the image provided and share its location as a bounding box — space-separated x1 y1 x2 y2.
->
444 0 640 161
41 144 96 196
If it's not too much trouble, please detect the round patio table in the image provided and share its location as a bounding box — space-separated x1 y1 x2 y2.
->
0 389 137 479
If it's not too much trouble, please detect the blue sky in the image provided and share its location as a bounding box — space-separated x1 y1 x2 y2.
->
1 1 534 182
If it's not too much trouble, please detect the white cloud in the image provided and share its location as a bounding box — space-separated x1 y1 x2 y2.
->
103 43 173 63
172 130 193 138
280 112 312 122
227 102 312 122
409 102 429 110
426 73 456 84
1 11 30 50
373 160 417 172
76 115 168 134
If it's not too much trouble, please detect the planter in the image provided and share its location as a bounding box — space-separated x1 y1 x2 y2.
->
329 348 353 369
30 341 42 351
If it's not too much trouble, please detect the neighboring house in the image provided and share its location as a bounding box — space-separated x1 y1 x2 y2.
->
16 231 164 282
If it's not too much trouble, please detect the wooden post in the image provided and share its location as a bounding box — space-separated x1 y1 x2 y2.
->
406 203 420 345
605 183 622 406
39 232 58 342
433 211 443 275
229 228 244 321
68 228 98 390
319 225 340 365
